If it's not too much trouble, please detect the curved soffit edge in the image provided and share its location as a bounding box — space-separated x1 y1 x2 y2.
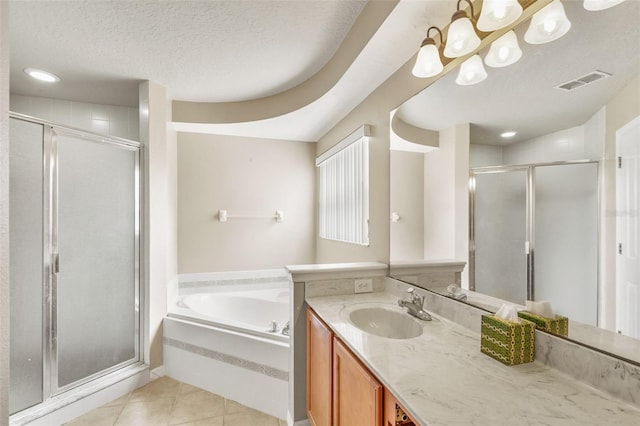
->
390 110 439 153
172 0 399 125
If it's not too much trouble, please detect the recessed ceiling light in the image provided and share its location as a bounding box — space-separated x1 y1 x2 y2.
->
501 131 517 138
24 68 60 83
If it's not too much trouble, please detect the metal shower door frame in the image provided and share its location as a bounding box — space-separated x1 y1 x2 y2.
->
9 112 144 401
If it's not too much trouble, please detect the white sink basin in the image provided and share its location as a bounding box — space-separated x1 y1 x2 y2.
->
348 307 423 339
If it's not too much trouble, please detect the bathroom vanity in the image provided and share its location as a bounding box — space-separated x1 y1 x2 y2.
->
305 285 640 425
307 307 416 426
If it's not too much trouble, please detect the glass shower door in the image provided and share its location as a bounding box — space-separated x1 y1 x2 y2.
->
9 119 44 414
10 115 142 418
472 170 528 304
54 132 139 390
534 163 599 326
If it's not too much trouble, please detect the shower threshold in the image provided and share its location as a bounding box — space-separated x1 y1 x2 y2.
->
10 363 149 426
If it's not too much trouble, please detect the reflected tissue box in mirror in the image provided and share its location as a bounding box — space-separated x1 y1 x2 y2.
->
517 311 569 337
480 315 535 366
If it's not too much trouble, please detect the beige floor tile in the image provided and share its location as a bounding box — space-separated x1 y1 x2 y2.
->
64 406 122 426
169 390 225 425
102 392 130 408
128 376 181 402
114 397 174 426
173 416 224 426
223 408 280 426
278 420 287 426
224 398 251 415
178 382 203 395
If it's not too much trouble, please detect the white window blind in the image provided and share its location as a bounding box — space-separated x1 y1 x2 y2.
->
317 126 369 246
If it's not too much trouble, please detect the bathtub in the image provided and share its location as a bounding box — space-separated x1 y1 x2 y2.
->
163 270 290 420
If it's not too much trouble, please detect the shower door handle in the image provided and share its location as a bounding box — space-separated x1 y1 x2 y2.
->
52 252 60 274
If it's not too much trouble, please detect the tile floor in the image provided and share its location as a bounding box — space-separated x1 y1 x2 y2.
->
65 376 286 426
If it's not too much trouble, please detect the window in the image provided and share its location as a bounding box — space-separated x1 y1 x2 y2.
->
317 125 370 245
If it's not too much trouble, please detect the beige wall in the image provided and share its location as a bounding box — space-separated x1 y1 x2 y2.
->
422 125 470 286
178 133 316 273
602 74 640 330
390 150 424 261
1 2 10 423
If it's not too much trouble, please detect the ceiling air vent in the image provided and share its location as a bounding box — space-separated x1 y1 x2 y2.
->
554 70 611 91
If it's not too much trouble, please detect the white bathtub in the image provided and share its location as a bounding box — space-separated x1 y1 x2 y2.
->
163 270 290 420
173 287 290 342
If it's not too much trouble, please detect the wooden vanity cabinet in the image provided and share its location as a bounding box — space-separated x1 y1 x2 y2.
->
333 337 383 425
307 307 418 426
307 308 333 426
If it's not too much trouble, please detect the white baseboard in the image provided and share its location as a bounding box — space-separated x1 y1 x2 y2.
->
150 365 165 380
287 411 310 426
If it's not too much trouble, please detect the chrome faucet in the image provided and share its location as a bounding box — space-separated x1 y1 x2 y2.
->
398 288 432 321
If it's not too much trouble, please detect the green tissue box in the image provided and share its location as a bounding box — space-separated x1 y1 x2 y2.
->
517 311 569 337
480 315 535 366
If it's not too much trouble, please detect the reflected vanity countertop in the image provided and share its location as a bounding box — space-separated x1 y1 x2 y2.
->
428 285 640 365
306 291 640 426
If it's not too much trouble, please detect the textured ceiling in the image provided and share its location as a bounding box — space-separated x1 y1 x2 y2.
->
173 0 453 141
10 0 366 106
10 0 461 142
396 0 640 145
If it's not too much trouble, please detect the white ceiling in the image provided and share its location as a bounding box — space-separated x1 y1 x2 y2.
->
396 0 640 145
10 0 367 105
10 0 459 142
13 1 636 144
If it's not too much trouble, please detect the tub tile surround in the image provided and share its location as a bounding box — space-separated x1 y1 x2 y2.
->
305 284 640 425
174 269 291 299
163 317 289 420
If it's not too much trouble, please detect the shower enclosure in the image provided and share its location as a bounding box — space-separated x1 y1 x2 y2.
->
9 113 143 417
469 161 599 326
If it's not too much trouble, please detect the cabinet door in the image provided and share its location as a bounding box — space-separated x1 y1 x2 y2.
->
307 308 333 426
333 337 383 426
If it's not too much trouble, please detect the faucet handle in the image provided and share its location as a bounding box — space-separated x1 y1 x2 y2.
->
406 288 424 306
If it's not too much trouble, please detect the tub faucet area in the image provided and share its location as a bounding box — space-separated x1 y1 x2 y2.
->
398 288 432 321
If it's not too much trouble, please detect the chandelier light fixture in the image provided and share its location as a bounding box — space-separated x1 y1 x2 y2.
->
583 0 625 11
444 0 481 58
524 0 571 44
456 55 488 86
477 0 523 32
412 0 587 84
484 30 522 68
411 26 445 78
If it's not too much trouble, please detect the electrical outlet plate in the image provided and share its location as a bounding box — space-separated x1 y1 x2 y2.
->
354 278 373 293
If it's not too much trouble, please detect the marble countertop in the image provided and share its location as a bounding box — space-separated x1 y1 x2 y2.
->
306 291 640 426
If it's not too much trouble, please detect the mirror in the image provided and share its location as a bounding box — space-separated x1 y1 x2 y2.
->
389 0 640 364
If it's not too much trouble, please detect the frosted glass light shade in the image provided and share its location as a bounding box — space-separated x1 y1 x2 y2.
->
477 0 523 31
456 55 488 85
583 0 625 11
484 30 522 68
412 40 444 78
524 0 571 44
444 14 481 58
